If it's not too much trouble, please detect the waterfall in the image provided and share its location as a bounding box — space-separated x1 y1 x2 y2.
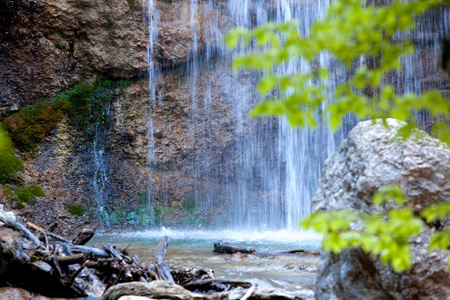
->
140 0 449 231
143 0 161 225
92 105 111 225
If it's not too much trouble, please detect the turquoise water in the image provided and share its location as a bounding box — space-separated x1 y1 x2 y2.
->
90 229 322 293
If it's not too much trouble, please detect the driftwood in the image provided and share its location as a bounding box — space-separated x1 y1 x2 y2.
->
214 242 320 256
154 236 174 283
0 209 312 299
213 243 256 254
27 221 72 244
0 212 168 297
73 228 95 245
56 253 85 265
269 249 321 256
101 281 304 300
0 212 42 246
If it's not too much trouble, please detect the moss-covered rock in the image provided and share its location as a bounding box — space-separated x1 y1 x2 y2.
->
2 79 132 151
0 124 24 183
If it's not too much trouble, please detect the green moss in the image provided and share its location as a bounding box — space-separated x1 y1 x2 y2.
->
15 184 45 204
2 79 134 151
68 204 85 216
54 43 66 51
0 123 24 183
127 0 136 8
2 186 13 196
2 103 64 151
15 200 25 209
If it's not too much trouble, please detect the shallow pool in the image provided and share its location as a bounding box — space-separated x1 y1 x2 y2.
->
90 229 322 293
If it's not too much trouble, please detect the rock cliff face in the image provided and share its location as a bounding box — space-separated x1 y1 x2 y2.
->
0 0 449 232
312 119 450 300
0 0 229 113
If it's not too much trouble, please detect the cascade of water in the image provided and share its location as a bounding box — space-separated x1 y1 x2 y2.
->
91 105 111 225
149 0 345 231
143 0 161 225
140 0 448 231
396 7 450 126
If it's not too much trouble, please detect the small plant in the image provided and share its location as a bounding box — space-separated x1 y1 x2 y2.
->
68 203 86 216
54 43 66 51
127 0 136 9
15 184 45 204
2 186 13 196
7 184 45 209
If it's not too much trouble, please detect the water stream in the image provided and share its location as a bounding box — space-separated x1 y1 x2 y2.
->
91 229 321 294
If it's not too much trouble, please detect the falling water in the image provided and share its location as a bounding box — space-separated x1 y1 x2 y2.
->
396 6 450 126
143 0 161 225
91 106 111 225
141 0 449 231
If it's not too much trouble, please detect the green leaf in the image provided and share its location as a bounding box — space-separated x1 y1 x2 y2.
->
429 228 450 251
373 185 406 205
421 203 450 222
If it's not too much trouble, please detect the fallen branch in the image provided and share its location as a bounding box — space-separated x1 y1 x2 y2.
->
71 245 110 258
269 249 321 256
56 253 86 265
154 236 174 283
0 213 42 246
73 229 95 245
213 243 256 254
107 244 123 260
241 285 255 300
27 221 72 244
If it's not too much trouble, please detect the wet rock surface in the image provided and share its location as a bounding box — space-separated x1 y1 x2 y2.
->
312 119 450 300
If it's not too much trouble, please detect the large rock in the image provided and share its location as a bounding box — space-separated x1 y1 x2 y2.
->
312 119 450 300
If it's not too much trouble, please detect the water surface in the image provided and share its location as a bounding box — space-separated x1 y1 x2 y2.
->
91 229 322 293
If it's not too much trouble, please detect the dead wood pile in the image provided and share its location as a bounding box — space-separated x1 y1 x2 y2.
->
0 209 218 298
0 208 311 299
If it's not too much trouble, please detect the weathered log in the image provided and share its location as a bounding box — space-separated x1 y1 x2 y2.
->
107 244 123 260
27 222 72 244
241 285 256 300
73 229 95 245
269 249 321 256
182 278 214 289
56 253 85 265
0 213 42 246
101 281 304 300
154 236 174 283
213 242 256 254
71 245 110 258
36 222 58 241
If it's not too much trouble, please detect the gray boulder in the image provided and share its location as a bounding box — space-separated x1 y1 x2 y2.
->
312 119 450 300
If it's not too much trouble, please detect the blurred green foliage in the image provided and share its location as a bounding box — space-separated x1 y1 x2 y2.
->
227 0 450 272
